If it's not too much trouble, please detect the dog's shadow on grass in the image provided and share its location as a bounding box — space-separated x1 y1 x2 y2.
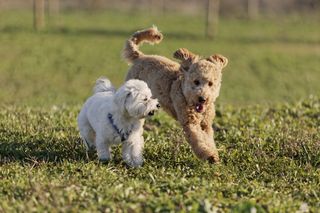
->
0 129 87 164
0 124 220 167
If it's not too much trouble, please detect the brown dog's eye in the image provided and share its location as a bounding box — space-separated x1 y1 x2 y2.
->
208 82 213 87
194 80 200 86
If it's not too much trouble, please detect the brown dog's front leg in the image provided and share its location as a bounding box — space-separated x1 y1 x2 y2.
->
182 122 219 163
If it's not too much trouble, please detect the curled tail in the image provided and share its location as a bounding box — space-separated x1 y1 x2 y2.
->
122 26 163 64
93 77 116 94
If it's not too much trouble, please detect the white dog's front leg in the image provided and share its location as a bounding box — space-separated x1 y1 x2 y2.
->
95 134 111 162
122 142 132 166
130 136 144 167
122 135 144 167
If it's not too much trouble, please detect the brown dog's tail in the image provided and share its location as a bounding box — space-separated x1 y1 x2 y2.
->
122 26 163 63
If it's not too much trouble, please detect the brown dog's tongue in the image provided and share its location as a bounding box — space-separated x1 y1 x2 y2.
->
195 103 204 113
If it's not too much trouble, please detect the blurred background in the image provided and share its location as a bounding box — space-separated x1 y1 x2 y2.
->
0 0 319 106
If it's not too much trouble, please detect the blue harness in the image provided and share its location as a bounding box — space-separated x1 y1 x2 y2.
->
107 113 132 142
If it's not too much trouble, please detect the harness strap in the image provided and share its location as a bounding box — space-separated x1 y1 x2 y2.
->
107 113 132 141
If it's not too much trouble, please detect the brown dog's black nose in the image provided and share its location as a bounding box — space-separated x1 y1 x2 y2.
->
198 96 206 103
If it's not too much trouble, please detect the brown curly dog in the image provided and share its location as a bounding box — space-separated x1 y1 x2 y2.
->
123 26 228 163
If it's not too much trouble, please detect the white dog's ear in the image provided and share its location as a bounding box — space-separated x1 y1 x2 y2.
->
206 54 228 69
114 87 131 113
173 48 199 71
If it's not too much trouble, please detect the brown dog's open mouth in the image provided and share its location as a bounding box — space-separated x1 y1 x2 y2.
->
195 103 204 113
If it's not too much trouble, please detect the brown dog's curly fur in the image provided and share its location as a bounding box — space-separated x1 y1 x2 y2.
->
123 26 228 163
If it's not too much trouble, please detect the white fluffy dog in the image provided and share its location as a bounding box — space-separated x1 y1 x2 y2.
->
77 77 160 167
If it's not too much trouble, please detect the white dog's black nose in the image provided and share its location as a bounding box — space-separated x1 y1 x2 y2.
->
156 104 161 108
148 111 155 116
198 96 206 103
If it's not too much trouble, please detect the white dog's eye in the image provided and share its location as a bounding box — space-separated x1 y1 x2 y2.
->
144 97 148 101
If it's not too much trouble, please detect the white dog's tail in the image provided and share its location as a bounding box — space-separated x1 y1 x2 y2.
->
93 77 116 94
122 26 163 64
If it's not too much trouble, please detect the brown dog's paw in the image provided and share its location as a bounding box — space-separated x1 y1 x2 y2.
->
207 155 220 164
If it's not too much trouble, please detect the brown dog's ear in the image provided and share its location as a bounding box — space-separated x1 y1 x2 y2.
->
173 48 199 70
207 54 228 69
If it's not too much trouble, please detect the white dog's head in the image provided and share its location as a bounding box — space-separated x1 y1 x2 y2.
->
114 79 160 119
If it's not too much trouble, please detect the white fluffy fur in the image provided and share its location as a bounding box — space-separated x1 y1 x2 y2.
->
78 77 159 167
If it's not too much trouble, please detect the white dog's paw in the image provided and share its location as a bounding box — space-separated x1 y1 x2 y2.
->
97 148 112 164
123 155 144 168
98 153 112 164
131 157 144 168
99 157 111 164
99 158 109 163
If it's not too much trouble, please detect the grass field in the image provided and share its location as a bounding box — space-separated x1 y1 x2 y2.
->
1 97 319 212
0 10 319 212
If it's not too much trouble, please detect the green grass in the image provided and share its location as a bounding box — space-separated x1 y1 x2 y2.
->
0 10 319 212
0 97 319 212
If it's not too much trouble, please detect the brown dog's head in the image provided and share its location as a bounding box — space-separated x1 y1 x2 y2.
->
173 48 228 113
